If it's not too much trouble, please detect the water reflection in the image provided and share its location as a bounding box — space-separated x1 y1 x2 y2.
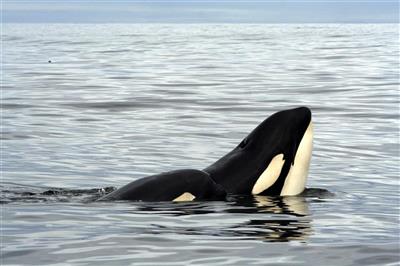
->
226 194 309 216
227 195 312 242
132 193 316 242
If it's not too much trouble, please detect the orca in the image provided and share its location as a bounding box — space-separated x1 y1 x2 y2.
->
204 107 313 196
98 169 226 202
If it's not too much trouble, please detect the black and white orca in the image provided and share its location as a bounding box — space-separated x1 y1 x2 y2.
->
98 169 226 201
204 107 313 196
99 107 313 201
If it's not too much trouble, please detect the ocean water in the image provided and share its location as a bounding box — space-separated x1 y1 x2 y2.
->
2 24 399 265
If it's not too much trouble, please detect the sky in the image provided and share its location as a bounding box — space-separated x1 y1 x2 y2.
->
2 0 399 23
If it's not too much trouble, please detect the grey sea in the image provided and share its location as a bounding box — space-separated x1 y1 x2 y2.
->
2 24 399 265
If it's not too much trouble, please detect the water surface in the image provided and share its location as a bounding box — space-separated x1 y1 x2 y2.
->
2 24 399 265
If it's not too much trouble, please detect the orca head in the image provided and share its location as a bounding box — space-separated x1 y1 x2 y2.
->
205 107 313 196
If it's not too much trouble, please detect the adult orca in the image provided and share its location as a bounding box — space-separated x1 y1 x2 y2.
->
98 169 226 202
204 107 313 196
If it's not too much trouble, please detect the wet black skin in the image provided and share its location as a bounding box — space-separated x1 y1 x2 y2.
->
204 107 312 195
98 169 226 201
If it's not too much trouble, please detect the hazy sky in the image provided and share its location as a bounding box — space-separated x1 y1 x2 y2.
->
3 0 399 23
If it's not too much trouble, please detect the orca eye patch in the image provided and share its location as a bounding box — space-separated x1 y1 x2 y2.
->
239 138 249 148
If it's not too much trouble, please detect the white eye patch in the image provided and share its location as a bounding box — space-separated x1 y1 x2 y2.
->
173 192 196 202
252 153 285 195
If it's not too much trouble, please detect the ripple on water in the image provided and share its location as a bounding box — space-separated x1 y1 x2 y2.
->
2 23 399 266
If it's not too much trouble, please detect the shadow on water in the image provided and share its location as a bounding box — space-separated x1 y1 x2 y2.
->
1 182 333 242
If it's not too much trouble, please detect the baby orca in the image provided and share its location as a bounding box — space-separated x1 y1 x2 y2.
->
98 169 226 202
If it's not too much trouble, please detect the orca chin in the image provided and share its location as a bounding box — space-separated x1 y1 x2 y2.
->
204 107 313 196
